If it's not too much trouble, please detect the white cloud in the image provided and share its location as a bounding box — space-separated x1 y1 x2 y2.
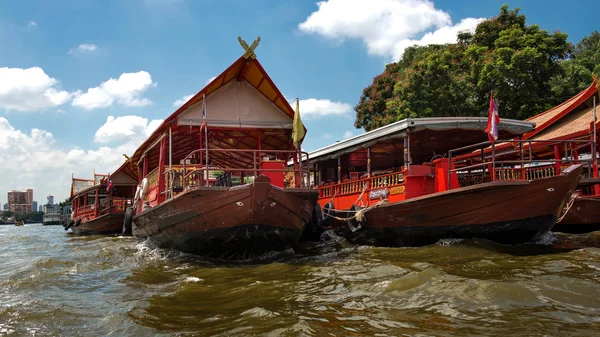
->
206 76 216 85
68 44 98 54
94 115 163 144
72 71 156 110
0 67 76 112
295 98 352 119
343 131 353 139
0 116 157 203
28 21 36 28
173 94 194 107
323 133 333 139
298 0 482 61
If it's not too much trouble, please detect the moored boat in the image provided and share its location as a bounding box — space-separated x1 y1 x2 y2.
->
456 79 600 233
126 38 319 258
42 212 61 226
66 168 136 235
306 117 583 246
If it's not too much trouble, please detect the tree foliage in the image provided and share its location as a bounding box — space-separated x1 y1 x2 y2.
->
354 5 584 131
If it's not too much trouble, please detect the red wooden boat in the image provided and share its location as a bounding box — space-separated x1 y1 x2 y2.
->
455 80 600 233
125 38 318 258
65 166 137 235
306 117 583 247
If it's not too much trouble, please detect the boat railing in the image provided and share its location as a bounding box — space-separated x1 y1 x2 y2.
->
160 148 311 198
448 139 597 189
99 197 128 215
319 171 404 198
74 204 95 218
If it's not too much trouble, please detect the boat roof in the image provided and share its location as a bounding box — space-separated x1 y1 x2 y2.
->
526 79 600 141
131 41 305 169
105 157 138 186
70 177 95 199
308 117 535 164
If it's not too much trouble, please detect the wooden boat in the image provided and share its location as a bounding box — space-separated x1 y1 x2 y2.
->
15 220 24 227
126 38 318 258
306 117 583 247
455 80 600 233
65 169 136 235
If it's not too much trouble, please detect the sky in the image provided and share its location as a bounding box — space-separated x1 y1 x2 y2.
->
1 0 598 203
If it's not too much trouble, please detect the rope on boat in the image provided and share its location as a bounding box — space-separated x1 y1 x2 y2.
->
556 192 579 224
323 198 387 223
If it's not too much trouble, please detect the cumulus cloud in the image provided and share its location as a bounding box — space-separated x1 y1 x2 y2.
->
68 44 98 54
0 67 76 112
0 116 158 203
173 94 194 107
343 131 353 139
94 115 163 144
206 76 216 85
72 71 156 110
295 98 352 119
298 0 482 60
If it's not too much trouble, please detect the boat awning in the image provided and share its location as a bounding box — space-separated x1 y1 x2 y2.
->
308 117 535 164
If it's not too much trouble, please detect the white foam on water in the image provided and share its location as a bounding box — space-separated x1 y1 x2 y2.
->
532 231 557 246
437 238 465 246
183 276 203 283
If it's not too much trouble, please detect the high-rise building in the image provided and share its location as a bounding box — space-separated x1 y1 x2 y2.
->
7 189 34 213
2 203 7 211
33 201 38 212
39 205 43 212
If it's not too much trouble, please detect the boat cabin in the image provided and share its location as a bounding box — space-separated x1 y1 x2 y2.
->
130 41 309 211
306 117 536 210
455 80 600 195
70 169 136 221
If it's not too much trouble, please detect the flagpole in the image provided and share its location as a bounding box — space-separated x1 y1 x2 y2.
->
593 96 598 195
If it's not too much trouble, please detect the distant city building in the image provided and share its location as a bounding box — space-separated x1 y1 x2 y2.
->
33 201 38 212
7 189 33 213
39 205 43 212
2 203 7 211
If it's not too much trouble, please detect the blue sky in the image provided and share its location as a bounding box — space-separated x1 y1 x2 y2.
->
0 0 598 202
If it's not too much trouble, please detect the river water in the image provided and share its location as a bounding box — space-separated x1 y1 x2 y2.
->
1 224 600 336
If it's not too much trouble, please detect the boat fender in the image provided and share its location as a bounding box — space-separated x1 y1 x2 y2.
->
63 219 73 229
122 207 134 235
74 218 82 227
309 203 324 231
322 202 334 219
65 218 79 230
347 205 366 233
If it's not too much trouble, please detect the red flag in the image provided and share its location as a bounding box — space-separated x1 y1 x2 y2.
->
485 92 500 144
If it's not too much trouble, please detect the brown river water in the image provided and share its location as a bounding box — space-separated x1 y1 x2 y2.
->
1 224 600 336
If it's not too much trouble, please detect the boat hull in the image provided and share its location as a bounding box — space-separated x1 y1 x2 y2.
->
132 175 318 258
553 196 600 233
71 213 124 235
329 166 582 247
43 221 61 226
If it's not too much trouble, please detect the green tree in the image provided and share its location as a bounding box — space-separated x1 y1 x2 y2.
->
551 31 600 99
354 5 573 130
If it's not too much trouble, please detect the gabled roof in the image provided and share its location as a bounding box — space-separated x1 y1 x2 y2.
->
70 177 95 199
131 48 304 167
105 158 138 185
524 79 599 140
